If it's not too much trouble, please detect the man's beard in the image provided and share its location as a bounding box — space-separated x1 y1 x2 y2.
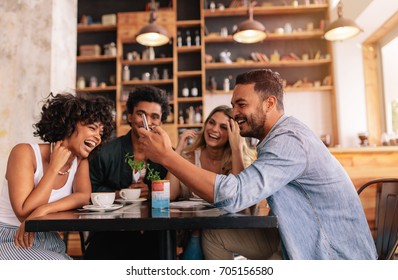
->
241 111 266 139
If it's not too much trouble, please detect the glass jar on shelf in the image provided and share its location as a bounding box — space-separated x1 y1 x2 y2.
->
122 66 130 81
89 76 98 88
76 76 86 89
182 83 189 97
191 82 198 97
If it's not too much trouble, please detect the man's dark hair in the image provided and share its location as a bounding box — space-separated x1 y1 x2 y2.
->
235 69 284 111
126 86 170 122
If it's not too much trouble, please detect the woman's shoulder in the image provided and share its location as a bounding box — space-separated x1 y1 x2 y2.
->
7 143 36 169
10 143 34 155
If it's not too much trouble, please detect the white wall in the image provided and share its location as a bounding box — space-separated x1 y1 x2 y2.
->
0 0 77 190
332 0 398 146
204 90 333 141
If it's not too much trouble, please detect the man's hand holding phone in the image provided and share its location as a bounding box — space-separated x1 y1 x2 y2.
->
142 113 150 130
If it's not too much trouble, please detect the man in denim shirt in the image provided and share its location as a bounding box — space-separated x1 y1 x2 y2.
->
138 69 377 259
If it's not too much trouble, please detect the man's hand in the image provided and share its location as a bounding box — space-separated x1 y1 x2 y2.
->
138 126 174 165
227 118 243 151
129 182 149 199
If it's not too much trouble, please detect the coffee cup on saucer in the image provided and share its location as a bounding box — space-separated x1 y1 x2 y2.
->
91 192 115 207
120 188 141 200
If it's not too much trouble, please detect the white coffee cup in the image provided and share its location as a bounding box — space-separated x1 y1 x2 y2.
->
120 188 141 200
91 192 115 207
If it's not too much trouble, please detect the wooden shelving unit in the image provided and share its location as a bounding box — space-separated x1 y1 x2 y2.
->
76 0 336 145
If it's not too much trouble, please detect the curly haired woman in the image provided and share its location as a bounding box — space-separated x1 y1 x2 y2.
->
0 92 114 260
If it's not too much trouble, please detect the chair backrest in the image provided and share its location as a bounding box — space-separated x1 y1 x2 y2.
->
357 178 398 260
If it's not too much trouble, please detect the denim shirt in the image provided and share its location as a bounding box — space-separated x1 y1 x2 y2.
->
213 115 377 260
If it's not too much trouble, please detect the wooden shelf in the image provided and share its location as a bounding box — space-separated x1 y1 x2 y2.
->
121 58 173 66
75 86 117 93
205 86 333 95
77 55 117 63
177 97 203 102
205 59 331 69
177 46 201 53
203 4 328 17
177 71 202 78
284 86 333 92
176 20 201 28
121 79 174 86
205 31 325 43
77 24 116 33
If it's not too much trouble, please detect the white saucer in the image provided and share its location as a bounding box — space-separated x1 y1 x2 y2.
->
82 204 123 212
189 197 204 201
115 198 147 204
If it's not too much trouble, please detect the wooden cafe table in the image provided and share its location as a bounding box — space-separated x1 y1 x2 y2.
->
25 200 278 259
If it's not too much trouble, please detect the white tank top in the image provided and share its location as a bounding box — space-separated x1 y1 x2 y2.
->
180 149 202 199
0 143 77 226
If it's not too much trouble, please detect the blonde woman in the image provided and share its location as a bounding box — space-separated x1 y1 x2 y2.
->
170 105 256 259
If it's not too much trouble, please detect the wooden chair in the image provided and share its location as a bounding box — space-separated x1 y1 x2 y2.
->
357 178 398 260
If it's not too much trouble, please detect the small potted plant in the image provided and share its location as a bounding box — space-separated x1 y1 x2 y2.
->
125 153 146 183
145 163 161 181
125 153 169 208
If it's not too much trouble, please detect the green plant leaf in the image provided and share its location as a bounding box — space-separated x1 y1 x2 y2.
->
146 163 161 181
124 153 145 172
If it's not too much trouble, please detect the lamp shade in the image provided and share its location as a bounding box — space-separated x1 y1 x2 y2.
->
136 23 170 47
233 19 267 44
324 1 362 41
324 17 362 41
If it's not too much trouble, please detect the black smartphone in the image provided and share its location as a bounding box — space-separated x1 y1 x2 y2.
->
142 113 150 130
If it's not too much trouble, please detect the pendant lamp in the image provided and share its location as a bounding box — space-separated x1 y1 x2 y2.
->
232 2 267 44
324 1 363 41
136 0 170 47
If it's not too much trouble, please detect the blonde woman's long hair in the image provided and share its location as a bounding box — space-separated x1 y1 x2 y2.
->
184 105 256 175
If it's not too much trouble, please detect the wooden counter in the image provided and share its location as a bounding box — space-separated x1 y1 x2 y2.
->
330 146 398 183
330 146 398 236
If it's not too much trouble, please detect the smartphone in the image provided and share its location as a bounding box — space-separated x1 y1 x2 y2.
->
141 113 150 130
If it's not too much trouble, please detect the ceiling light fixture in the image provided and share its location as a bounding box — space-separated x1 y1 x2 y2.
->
232 2 267 44
136 0 170 47
324 1 363 41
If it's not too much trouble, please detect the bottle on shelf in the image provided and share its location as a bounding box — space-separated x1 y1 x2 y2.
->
76 76 86 89
162 69 169 80
182 83 189 97
191 82 198 97
90 76 98 88
177 30 183 47
194 106 202 124
195 30 200 46
186 30 191 47
223 77 230 92
178 110 184 124
122 110 128 124
209 1 216 12
122 66 130 81
208 76 217 92
151 67 159 80
187 106 195 124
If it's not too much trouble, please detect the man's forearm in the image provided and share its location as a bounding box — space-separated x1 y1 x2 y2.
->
160 150 216 202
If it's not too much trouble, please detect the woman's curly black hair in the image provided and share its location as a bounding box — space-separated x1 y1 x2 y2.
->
33 92 115 145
